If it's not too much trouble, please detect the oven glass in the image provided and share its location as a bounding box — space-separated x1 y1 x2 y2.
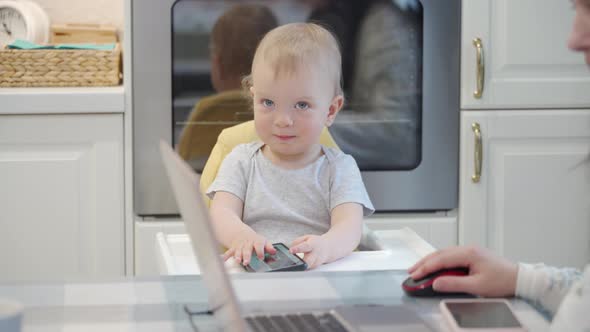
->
172 0 423 172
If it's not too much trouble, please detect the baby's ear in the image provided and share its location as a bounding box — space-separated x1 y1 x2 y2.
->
326 95 344 127
249 86 255 97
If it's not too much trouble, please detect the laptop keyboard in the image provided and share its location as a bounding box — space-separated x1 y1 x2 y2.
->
245 312 349 332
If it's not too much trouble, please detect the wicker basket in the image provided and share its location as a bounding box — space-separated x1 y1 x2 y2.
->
0 43 121 87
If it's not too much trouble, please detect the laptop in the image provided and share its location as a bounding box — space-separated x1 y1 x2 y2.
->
159 141 433 332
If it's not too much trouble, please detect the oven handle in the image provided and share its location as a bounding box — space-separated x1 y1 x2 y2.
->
472 38 485 99
471 122 482 183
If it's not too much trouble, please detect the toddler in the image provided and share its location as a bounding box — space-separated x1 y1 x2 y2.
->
207 23 374 269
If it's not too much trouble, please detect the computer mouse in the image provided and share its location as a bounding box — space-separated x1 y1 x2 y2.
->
402 267 469 297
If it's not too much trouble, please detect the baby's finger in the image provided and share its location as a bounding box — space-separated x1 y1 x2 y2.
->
304 253 317 270
222 248 235 261
242 243 253 266
234 245 243 264
291 235 309 247
264 241 276 255
290 241 312 254
254 241 265 259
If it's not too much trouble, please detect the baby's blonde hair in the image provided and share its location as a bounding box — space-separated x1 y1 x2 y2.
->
243 22 343 98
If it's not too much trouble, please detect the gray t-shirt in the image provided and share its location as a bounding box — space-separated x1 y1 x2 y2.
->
206 142 374 245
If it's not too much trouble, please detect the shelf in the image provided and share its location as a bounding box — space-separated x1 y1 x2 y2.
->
0 86 125 114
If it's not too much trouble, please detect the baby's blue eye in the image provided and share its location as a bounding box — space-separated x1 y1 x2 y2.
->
262 99 274 107
295 101 309 110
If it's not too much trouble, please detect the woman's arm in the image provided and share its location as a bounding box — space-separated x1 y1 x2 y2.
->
409 246 519 297
516 263 583 317
550 265 590 330
408 246 584 318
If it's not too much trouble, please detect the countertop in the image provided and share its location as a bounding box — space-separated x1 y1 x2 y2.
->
0 271 550 332
0 228 551 331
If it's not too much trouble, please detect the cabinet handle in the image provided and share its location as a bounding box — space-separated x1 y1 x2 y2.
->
473 38 485 99
472 122 482 183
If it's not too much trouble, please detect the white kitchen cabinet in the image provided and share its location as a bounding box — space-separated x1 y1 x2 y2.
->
461 0 590 109
459 110 590 269
0 114 125 281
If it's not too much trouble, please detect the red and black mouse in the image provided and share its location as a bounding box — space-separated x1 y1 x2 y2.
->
402 267 470 297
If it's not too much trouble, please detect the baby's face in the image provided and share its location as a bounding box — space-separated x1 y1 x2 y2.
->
251 62 341 161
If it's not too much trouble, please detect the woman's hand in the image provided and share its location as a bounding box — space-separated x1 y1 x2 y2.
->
222 228 276 266
289 234 333 269
408 246 519 297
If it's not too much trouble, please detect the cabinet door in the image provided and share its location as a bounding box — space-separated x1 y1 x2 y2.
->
461 0 590 109
0 114 124 280
459 110 590 269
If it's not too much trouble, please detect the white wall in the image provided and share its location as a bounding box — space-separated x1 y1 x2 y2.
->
31 0 124 35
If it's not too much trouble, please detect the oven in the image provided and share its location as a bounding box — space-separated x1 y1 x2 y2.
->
130 0 460 216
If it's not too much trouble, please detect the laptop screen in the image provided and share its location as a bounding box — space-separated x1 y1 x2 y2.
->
160 141 247 331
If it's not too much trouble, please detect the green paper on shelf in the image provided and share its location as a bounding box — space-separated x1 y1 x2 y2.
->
55 43 115 50
7 39 115 50
7 39 52 49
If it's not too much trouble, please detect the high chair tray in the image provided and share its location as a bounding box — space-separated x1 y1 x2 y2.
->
156 227 436 275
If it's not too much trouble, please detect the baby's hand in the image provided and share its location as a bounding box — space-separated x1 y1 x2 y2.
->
289 235 331 269
223 229 276 266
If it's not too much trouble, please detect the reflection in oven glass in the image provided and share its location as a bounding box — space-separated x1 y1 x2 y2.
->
172 0 423 172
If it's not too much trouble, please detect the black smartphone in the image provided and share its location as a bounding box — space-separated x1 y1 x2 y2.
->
245 243 307 272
